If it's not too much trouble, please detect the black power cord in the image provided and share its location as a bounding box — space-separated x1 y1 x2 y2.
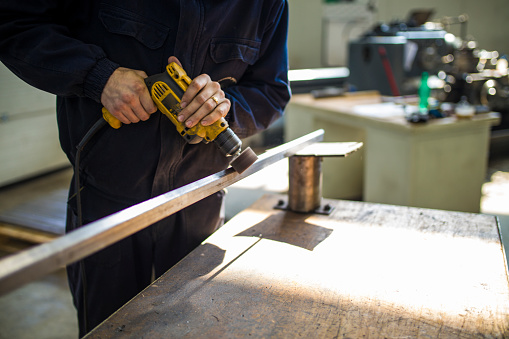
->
75 118 107 227
74 117 108 335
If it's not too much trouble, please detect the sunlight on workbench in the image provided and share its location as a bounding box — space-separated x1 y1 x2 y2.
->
201 204 508 335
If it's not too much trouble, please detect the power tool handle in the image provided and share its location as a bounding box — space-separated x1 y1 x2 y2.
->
100 62 186 130
101 107 122 129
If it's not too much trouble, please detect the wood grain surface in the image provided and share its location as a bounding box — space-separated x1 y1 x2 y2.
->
88 194 509 338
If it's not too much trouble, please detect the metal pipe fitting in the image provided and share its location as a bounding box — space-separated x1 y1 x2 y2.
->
288 155 323 213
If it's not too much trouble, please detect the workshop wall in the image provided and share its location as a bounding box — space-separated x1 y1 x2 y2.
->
288 0 324 69
0 64 69 187
288 0 509 69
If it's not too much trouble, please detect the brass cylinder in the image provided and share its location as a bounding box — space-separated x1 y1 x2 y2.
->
288 156 322 213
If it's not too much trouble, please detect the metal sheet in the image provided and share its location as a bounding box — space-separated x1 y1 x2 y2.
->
295 142 363 157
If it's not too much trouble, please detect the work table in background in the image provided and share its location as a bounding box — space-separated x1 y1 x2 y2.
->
285 92 501 213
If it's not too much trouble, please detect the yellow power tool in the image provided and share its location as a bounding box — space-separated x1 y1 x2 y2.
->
102 62 257 173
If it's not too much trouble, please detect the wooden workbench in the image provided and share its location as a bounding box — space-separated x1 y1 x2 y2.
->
285 92 501 212
88 194 509 337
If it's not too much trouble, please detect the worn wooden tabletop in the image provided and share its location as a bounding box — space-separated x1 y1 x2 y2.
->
88 194 509 338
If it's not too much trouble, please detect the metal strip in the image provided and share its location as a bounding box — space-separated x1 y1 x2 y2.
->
0 130 324 295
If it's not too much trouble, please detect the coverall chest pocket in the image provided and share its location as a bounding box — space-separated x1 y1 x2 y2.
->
204 38 261 84
98 4 173 69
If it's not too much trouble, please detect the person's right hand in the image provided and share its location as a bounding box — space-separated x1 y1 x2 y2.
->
100 67 157 124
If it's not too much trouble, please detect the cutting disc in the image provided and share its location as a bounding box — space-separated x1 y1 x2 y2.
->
230 147 258 174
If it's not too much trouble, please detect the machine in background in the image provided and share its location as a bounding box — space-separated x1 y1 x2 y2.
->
347 10 509 131
437 38 509 131
348 10 451 96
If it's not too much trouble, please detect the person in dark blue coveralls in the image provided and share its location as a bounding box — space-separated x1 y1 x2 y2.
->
0 0 290 336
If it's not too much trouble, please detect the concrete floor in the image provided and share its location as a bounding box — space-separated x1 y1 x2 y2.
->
0 139 508 339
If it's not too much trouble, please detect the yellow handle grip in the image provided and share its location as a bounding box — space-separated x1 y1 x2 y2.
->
101 107 122 129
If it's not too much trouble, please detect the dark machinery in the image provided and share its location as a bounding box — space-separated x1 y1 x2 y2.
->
437 40 509 131
348 9 509 130
348 10 452 96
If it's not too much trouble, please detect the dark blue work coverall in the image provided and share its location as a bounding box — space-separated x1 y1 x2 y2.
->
0 0 290 335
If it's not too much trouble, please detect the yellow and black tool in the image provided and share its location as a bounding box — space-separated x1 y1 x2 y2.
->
102 62 258 174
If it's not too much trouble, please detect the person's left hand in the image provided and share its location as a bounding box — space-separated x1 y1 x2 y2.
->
168 56 231 128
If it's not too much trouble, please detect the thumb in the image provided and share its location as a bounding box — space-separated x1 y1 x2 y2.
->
167 56 182 67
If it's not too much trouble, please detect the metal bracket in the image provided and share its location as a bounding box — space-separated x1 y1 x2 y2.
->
274 198 335 215
276 142 363 214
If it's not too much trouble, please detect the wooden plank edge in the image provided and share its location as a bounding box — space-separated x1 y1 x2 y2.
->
0 222 58 244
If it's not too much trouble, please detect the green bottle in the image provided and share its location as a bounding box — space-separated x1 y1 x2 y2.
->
419 72 430 114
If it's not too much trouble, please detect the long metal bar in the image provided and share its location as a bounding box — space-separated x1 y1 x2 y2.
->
0 130 324 295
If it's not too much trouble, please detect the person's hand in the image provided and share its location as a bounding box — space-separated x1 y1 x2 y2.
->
168 56 231 128
101 67 157 124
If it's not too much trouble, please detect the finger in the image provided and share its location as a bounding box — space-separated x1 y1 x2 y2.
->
131 102 151 121
133 70 157 116
182 96 217 127
140 88 157 115
119 74 152 121
104 99 133 124
201 99 231 126
115 91 144 123
111 110 131 125
167 56 182 67
186 93 226 128
113 106 139 124
179 74 213 112
180 83 222 126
